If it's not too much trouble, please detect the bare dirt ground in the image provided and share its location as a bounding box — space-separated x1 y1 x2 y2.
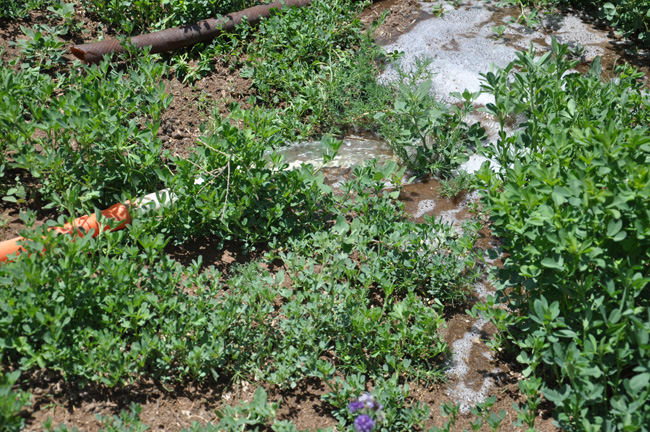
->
1 1 570 430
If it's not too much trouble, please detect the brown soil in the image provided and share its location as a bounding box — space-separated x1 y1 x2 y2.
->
3 1 562 431
362 0 433 45
159 63 252 159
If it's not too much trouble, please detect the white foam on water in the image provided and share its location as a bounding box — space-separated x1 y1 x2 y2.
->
445 317 495 413
380 0 519 106
474 281 488 300
271 137 395 170
414 199 436 218
381 0 632 146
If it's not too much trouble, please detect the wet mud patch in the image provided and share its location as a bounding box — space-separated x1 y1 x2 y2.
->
395 175 549 428
399 178 471 223
361 0 432 45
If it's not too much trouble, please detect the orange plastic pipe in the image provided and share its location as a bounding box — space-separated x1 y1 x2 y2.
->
0 203 131 263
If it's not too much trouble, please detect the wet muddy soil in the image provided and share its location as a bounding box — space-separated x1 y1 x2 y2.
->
361 0 433 45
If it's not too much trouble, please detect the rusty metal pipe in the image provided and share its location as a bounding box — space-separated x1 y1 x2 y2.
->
70 0 313 63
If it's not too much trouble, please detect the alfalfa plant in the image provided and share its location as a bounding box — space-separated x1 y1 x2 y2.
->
476 40 650 430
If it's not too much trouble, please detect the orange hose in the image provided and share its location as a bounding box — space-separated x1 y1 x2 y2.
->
0 203 131 263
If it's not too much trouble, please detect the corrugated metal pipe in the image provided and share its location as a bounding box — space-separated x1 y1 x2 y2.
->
70 0 313 63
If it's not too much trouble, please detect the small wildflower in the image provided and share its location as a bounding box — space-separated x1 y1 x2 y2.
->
354 414 375 432
347 392 383 432
358 393 375 409
348 401 364 413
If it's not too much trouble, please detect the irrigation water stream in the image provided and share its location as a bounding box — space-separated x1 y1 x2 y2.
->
278 0 650 413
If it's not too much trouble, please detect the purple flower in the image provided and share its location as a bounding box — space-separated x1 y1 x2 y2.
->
348 401 364 413
354 414 375 432
358 393 375 409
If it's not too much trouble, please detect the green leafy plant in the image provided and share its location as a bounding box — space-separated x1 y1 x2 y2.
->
425 402 460 432
0 371 30 432
492 24 507 39
376 58 484 177
215 387 280 431
439 170 475 199
2 48 171 213
476 40 650 430
46 2 82 35
0 0 57 18
468 396 506 432
12 24 67 70
76 0 259 34
323 374 430 432
242 0 392 139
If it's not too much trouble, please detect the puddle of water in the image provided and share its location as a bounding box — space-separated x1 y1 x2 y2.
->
400 179 480 227
446 317 493 414
270 136 395 170
398 176 496 411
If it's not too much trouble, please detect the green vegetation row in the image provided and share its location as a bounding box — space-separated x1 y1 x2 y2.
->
475 39 650 430
0 0 488 431
4 0 650 48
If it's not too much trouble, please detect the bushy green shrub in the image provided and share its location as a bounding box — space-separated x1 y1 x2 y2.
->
476 41 650 430
375 59 484 177
0 157 479 388
243 0 392 138
0 51 171 213
159 105 334 247
597 0 650 44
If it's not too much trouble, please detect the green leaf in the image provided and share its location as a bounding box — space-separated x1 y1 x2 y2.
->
587 56 602 79
541 255 564 270
543 385 570 402
602 2 616 20
628 373 650 393
332 214 349 235
606 219 622 238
